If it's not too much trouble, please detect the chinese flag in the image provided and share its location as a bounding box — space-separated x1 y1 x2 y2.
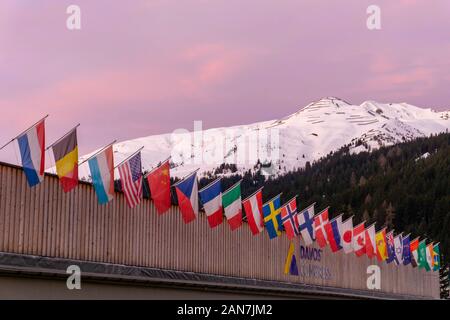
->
147 160 171 214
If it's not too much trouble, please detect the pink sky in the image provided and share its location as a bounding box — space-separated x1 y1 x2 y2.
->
1 0 449 158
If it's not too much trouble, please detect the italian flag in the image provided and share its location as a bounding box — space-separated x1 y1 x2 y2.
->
222 181 242 230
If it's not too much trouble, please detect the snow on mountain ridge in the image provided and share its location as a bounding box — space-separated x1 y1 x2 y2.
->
79 98 450 180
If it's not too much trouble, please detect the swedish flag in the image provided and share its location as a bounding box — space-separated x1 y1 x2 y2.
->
262 193 283 239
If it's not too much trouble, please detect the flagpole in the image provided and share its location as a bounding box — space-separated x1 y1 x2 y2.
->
329 213 344 223
242 186 264 202
143 156 171 178
172 168 200 187
198 177 221 193
0 114 49 150
262 192 283 207
281 195 297 207
316 206 330 216
45 124 80 151
299 202 316 212
342 215 354 224
78 140 117 166
222 179 243 195
113 146 144 170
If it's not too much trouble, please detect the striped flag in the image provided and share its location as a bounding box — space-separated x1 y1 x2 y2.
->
88 145 115 205
325 215 343 252
242 188 264 235
174 171 199 223
17 119 46 187
199 178 223 228
118 152 143 208
222 181 242 230
52 128 79 193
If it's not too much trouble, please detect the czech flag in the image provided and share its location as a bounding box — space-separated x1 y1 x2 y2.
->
88 145 114 205
175 171 199 224
17 119 45 187
199 178 223 228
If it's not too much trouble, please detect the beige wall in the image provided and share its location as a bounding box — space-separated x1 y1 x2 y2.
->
0 163 440 298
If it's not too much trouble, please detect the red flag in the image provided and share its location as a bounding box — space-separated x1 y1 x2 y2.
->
365 224 377 259
147 159 171 215
243 189 264 235
353 222 366 257
314 208 329 248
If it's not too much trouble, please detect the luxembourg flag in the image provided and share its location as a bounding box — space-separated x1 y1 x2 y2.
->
175 171 199 224
199 178 223 228
17 119 46 187
88 145 115 205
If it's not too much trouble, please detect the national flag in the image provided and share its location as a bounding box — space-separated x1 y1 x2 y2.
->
314 208 329 248
222 181 242 230
375 228 388 262
174 171 199 223
88 145 114 205
418 240 429 270
394 234 403 265
352 222 366 257
426 242 434 272
263 194 283 239
242 188 264 235
118 151 143 208
402 234 412 266
433 243 440 271
325 215 343 252
199 178 223 228
410 237 420 268
52 128 79 193
297 203 315 245
339 216 353 254
365 224 377 259
17 119 45 187
280 197 299 240
386 231 397 264
147 159 171 215
284 242 299 276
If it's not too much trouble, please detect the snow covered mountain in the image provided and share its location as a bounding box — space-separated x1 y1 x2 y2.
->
79 97 450 179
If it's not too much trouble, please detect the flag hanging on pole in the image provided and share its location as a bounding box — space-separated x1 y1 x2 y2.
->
199 178 223 228
365 224 377 259
426 242 434 272
262 194 283 239
418 240 429 270
402 234 412 266
394 233 403 265
314 208 329 248
52 128 79 193
325 215 343 252
118 151 143 208
88 145 115 205
297 203 315 245
147 159 172 215
280 197 299 240
17 118 46 187
353 222 366 257
242 188 264 235
386 231 397 264
433 243 440 271
410 237 420 268
339 216 353 254
222 180 242 230
375 228 388 262
174 171 199 223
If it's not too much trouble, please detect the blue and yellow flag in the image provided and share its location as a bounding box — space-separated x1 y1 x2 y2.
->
262 194 283 239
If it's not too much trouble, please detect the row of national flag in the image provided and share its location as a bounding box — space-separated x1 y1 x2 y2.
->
0 117 442 272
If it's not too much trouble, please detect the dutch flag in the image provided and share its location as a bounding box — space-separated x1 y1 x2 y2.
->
17 120 45 187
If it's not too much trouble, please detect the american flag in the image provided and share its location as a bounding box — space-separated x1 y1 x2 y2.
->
118 152 143 208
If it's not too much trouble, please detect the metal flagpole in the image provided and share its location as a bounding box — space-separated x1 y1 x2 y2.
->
45 124 80 151
143 156 171 178
281 195 298 207
113 146 144 170
198 176 221 193
172 168 200 187
78 140 117 166
222 179 243 195
0 114 49 150
242 186 264 203
262 192 283 207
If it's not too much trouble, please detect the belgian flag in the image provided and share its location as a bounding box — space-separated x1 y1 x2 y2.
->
53 128 78 193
